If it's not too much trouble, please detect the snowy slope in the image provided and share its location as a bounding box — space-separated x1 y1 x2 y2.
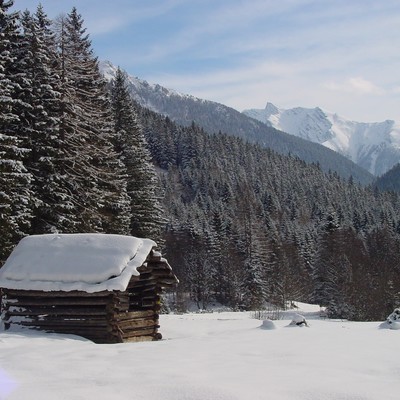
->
1 306 399 400
243 103 400 176
100 60 205 113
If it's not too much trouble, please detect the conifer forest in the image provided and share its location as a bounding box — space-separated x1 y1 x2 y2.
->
1 2 400 320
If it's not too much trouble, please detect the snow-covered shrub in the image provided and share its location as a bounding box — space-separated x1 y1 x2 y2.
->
288 313 309 327
379 308 400 330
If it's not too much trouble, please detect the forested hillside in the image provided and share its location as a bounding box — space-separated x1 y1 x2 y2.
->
1 3 399 321
375 163 400 192
136 106 400 320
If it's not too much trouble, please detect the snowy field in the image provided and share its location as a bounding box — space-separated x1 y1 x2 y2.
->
0 303 399 400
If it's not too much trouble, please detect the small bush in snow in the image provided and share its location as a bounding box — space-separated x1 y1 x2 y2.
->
380 308 400 330
288 313 309 327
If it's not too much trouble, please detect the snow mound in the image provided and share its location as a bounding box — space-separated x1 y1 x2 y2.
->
379 308 400 330
260 319 277 330
287 313 309 327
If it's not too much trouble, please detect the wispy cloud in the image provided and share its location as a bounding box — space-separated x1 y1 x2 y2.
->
325 78 386 96
87 0 188 35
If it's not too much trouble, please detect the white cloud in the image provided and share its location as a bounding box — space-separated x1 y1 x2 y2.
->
325 77 385 96
348 78 385 95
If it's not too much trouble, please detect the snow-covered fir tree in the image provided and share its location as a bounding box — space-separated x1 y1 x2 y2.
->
54 8 130 233
110 67 164 241
0 0 33 263
14 7 75 234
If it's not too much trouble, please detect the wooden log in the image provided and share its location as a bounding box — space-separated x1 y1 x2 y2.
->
121 328 157 338
4 313 109 323
9 315 107 323
135 271 153 280
110 294 129 312
148 250 162 261
15 318 110 328
123 336 154 343
149 266 172 273
106 304 128 314
150 270 174 277
109 296 129 304
110 300 129 310
2 289 114 298
128 284 156 293
36 315 110 323
132 286 157 294
156 280 178 287
115 310 155 321
152 274 175 282
127 277 155 289
3 297 111 306
39 326 110 334
117 318 158 331
5 307 110 317
147 260 173 270
127 304 156 312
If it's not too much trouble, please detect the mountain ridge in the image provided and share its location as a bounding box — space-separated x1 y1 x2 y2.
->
243 103 400 176
100 61 374 185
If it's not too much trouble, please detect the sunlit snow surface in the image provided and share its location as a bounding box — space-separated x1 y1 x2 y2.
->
0 303 398 400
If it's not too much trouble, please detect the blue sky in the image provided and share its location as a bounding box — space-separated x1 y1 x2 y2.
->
13 0 400 122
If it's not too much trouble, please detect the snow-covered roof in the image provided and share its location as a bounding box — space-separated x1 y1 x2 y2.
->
0 234 156 293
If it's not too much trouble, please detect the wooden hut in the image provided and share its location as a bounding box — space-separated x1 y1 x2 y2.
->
0 233 178 343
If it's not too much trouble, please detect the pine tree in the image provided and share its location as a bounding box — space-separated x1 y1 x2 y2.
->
184 235 215 310
311 212 355 318
110 67 164 241
236 201 269 310
55 8 130 233
0 0 33 263
13 7 78 234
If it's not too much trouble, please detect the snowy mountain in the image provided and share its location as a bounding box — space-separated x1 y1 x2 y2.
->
243 103 400 176
100 61 373 184
101 60 204 116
